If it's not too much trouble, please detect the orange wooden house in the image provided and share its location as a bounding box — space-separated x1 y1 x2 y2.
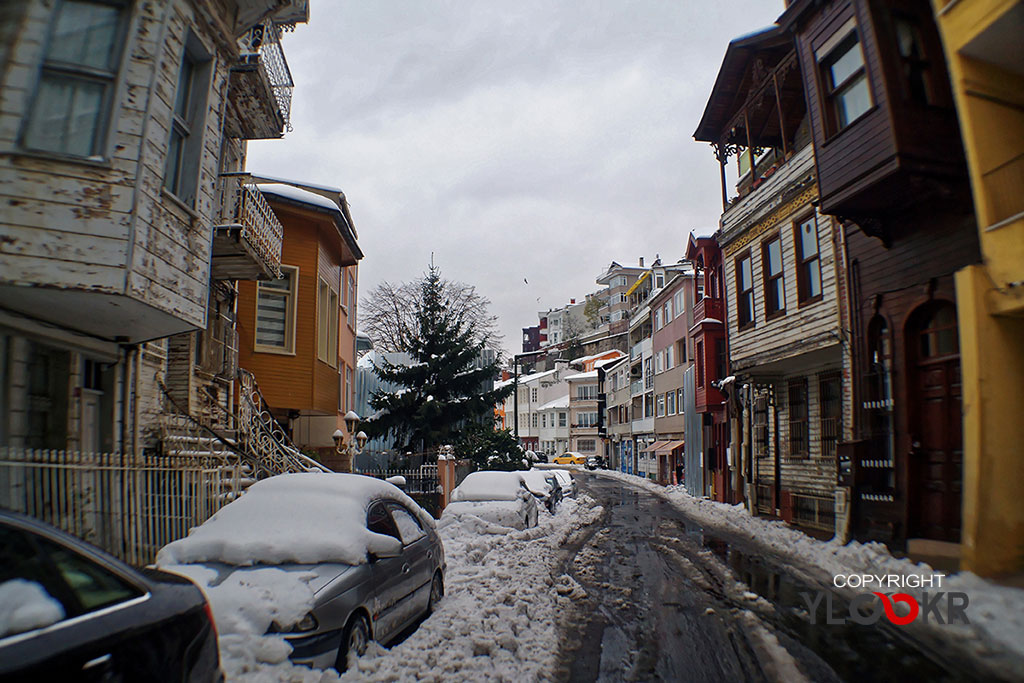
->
236 179 363 469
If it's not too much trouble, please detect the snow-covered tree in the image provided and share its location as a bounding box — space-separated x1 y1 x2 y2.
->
365 265 513 452
453 422 525 471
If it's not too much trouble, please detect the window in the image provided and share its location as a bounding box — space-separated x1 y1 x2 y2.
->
531 414 538 428
578 439 596 452
367 502 400 540
795 216 822 303
674 290 685 318
345 366 353 412
696 340 704 387
347 272 357 326
541 414 547 428
762 236 785 317
656 394 666 417
558 412 567 427
663 302 671 322
676 388 683 412
655 352 663 374
654 309 662 330
577 412 598 427
386 504 425 545
39 536 141 613
655 273 664 288
644 394 654 418
675 339 687 364
819 371 842 458
789 378 809 458
894 16 932 105
666 390 676 415
665 345 673 370
163 34 211 205
317 279 339 366
531 388 538 403
819 25 872 134
577 384 597 400
715 338 727 383
255 266 297 352
736 254 754 328
22 0 128 158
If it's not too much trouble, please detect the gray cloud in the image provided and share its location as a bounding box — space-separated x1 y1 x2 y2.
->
248 1 783 356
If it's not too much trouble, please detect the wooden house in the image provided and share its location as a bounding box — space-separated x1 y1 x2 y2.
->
694 23 852 535
782 0 980 551
0 0 306 453
236 180 362 470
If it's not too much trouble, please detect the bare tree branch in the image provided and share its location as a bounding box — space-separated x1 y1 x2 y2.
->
360 276 503 353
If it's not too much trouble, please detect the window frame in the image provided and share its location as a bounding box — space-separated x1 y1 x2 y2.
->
788 378 809 458
735 251 755 330
162 31 212 206
254 265 298 355
20 0 132 162
316 277 339 367
816 20 874 138
793 213 823 306
761 233 786 320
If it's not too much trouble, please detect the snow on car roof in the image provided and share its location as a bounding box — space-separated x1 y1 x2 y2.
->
521 470 555 495
451 471 527 502
156 473 429 567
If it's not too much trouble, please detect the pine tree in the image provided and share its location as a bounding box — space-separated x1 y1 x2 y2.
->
365 265 513 452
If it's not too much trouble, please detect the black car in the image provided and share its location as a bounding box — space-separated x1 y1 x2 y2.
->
0 512 221 682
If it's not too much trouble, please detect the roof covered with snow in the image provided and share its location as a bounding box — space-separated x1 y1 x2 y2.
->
257 183 342 213
539 394 570 410
565 370 599 381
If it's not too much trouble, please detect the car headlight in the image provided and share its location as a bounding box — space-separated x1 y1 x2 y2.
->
270 613 318 633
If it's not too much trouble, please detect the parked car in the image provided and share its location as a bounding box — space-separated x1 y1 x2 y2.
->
585 455 606 470
549 469 578 498
442 471 539 529
521 470 562 513
553 452 586 465
157 473 445 672
0 511 222 681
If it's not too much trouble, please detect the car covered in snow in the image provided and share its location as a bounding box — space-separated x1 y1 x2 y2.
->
548 469 578 498
521 470 562 513
157 473 445 673
0 511 221 681
553 452 586 465
441 471 539 529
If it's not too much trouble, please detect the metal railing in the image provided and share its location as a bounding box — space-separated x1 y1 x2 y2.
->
0 447 243 566
238 22 295 130
218 172 283 278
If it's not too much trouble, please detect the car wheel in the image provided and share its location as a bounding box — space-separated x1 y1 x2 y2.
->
336 612 371 672
427 571 444 614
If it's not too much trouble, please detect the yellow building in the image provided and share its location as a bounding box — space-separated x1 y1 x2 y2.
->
932 0 1024 577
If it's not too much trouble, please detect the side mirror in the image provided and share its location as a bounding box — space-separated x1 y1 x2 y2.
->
367 534 402 561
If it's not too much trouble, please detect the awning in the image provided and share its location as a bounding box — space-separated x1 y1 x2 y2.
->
641 440 667 453
655 440 685 454
625 270 650 297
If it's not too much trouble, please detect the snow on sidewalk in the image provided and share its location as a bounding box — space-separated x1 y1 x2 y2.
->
595 469 1024 667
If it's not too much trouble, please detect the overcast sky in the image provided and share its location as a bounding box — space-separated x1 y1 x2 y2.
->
247 1 783 358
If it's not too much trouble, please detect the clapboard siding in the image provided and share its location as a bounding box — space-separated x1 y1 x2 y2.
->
0 0 239 336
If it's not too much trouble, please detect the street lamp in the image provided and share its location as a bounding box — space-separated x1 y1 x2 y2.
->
332 411 368 472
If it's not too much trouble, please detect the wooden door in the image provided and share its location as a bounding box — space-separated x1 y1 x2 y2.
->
907 303 962 542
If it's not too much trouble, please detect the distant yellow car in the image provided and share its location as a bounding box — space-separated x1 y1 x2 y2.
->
553 452 586 465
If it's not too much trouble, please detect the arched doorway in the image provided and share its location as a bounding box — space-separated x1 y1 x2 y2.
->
905 301 962 542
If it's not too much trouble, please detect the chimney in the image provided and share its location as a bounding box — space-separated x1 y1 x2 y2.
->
639 256 644 267
570 298 576 304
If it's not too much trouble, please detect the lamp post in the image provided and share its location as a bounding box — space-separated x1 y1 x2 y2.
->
332 410 368 473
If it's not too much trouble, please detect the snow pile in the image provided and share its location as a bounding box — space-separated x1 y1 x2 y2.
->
596 469 1024 665
342 495 604 681
162 564 328 683
520 470 555 497
449 471 526 502
157 474 428 566
0 579 64 638
442 500 530 531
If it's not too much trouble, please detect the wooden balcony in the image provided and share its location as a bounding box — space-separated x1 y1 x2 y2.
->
693 297 724 327
212 173 283 281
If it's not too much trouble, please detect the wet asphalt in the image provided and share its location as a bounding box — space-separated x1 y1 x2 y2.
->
552 473 1014 683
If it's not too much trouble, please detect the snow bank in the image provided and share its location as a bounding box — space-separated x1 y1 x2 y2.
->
157 473 428 567
342 495 605 681
0 579 64 638
441 500 528 531
596 469 1024 666
450 471 526 502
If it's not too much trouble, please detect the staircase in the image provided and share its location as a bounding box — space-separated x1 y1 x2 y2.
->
159 369 329 490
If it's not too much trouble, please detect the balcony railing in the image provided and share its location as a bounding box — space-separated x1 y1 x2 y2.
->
212 173 283 280
693 297 724 325
239 22 295 130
